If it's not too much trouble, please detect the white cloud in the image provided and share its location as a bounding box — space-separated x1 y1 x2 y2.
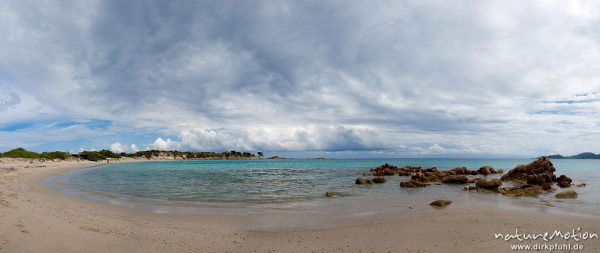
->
130 144 139 152
145 126 383 152
147 138 173 151
2 1 600 156
109 142 127 153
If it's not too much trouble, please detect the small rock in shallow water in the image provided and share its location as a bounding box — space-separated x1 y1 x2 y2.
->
556 175 572 188
441 175 468 184
475 179 502 190
325 191 334 197
576 183 586 187
355 178 373 185
478 166 493 175
400 180 428 188
430 200 452 208
498 184 544 196
372 177 386 184
555 190 577 199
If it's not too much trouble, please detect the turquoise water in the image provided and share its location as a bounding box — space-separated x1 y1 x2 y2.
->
47 158 600 222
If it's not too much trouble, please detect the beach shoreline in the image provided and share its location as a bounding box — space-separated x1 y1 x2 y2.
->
1 158 600 252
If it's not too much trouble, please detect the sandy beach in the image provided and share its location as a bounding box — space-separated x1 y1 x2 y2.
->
0 159 599 253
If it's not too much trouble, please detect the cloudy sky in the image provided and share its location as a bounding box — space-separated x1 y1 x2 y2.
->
1 0 600 158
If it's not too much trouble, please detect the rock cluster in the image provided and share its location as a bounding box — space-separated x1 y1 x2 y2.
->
500 156 554 183
354 157 580 203
498 157 575 193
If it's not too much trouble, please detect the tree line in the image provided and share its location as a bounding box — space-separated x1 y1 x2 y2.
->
0 148 263 162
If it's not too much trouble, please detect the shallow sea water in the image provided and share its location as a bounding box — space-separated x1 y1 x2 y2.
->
44 158 600 230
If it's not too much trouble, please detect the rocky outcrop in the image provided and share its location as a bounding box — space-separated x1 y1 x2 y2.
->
526 173 554 186
555 190 577 199
369 163 422 176
501 157 556 182
450 167 478 175
556 175 572 188
475 179 502 190
498 185 544 196
500 157 577 194
430 200 452 208
355 178 373 185
400 180 428 188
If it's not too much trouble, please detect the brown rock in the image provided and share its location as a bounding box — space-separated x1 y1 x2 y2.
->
325 191 334 197
355 178 373 185
372 177 386 184
441 175 468 184
451 167 468 175
475 179 502 190
498 184 544 196
555 190 577 199
526 173 553 185
430 200 452 208
556 175 572 188
478 166 493 175
400 180 428 188
541 183 553 191
398 171 411 176
501 157 556 182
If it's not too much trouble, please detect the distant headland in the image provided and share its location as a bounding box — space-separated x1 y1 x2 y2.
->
547 152 600 159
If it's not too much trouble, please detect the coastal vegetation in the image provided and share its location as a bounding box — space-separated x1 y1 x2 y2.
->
0 148 261 162
0 148 71 160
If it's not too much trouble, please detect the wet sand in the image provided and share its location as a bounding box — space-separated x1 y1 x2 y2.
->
1 158 600 252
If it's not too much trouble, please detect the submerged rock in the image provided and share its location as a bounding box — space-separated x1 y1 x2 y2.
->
355 178 373 185
498 184 544 196
372 177 386 184
441 175 469 184
555 190 577 199
325 191 334 197
400 180 428 188
430 200 452 208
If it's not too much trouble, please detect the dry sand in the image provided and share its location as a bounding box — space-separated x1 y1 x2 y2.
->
1 158 599 252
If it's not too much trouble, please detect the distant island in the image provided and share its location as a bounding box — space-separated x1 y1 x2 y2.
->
0 148 263 161
547 152 600 159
